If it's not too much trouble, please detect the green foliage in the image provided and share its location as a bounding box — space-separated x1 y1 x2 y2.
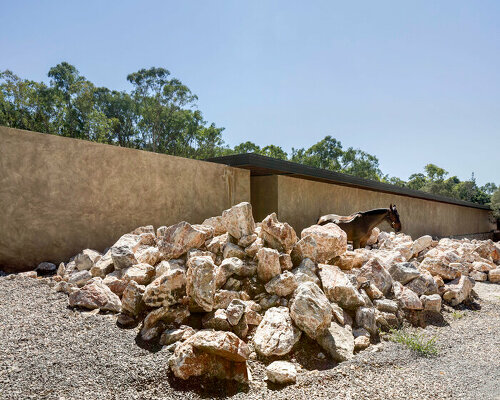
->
388 328 438 357
451 311 465 319
0 62 496 207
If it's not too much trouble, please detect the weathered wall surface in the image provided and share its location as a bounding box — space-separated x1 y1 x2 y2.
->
252 175 494 238
0 127 250 271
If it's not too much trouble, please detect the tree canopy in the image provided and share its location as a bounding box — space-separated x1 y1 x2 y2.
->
0 62 496 209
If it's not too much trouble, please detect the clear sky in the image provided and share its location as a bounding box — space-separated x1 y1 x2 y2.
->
1 1 499 185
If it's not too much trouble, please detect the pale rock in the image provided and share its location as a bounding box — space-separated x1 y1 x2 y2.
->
289 281 332 339
355 307 377 336
143 263 186 307
69 278 121 312
213 290 241 309
238 234 257 248
186 256 216 312
68 270 92 287
405 271 438 296
245 309 263 326
433 275 445 287
102 270 128 296
74 249 101 271
449 262 469 276
223 277 242 291
354 335 371 351
123 263 155 285
223 242 246 259
121 280 145 317
264 271 298 297
245 237 264 258
489 268 500 283
206 234 228 255
419 258 461 280
291 258 320 286
319 264 364 309
187 249 215 263
90 250 114 277
226 299 246 326
260 213 298 253
259 294 281 310
266 361 297 384
279 253 293 271
233 314 249 339
393 281 423 310
253 307 301 356
472 261 495 272
355 258 393 296
420 294 442 312
202 216 226 236
188 330 250 362
158 222 207 260
470 270 487 282
411 235 433 257
57 262 66 277
54 281 78 295
366 227 380 246
257 247 281 282
192 224 215 241
111 234 141 270
330 302 345 325
135 246 161 266
155 259 183 277
215 257 243 289
292 223 347 264
335 250 369 271
160 325 196 346
388 262 421 285
141 305 190 341
443 276 475 306
222 202 255 240
316 321 354 362
131 225 155 235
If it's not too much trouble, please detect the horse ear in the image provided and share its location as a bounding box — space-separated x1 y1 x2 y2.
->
390 203 393 210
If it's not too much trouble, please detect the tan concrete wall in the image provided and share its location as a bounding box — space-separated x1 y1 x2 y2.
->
0 127 250 271
251 175 494 238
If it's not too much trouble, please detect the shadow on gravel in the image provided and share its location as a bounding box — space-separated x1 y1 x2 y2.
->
135 333 164 353
292 335 337 371
165 372 250 398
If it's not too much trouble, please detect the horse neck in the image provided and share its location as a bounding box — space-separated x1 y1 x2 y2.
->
363 210 389 230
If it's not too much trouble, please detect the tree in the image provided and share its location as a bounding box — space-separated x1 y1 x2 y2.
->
261 145 288 160
233 141 261 154
491 188 500 219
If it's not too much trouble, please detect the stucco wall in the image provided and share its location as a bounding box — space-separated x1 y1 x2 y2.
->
0 127 250 271
252 175 494 238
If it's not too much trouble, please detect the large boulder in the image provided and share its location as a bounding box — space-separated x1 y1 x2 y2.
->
257 247 281 282
355 258 393 296
141 305 190 341
158 222 207 260
388 262 421 285
222 202 255 240
392 282 423 310
264 271 298 297
74 249 101 271
202 215 226 236
69 278 121 312
292 223 347 264
111 234 142 270
122 263 155 285
253 307 301 356
143 263 186 307
420 258 461 280
411 235 433 257
316 322 355 362
319 264 364 310
188 330 250 362
121 280 145 317
405 271 438 296
489 268 500 283
289 282 332 339
355 307 377 336
90 250 114 277
186 256 216 312
260 213 297 253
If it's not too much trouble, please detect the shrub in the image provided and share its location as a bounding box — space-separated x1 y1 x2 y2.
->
388 329 438 357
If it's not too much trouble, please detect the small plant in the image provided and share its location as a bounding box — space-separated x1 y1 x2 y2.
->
452 311 465 319
388 329 438 357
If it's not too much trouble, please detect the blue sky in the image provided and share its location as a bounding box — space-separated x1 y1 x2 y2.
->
1 1 499 185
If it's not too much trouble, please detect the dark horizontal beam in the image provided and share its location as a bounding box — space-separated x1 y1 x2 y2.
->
206 153 490 210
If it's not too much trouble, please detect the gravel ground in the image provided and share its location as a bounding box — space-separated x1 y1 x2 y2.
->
0 276 499 400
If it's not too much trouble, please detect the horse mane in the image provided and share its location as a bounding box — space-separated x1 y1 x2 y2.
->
359 208 389 216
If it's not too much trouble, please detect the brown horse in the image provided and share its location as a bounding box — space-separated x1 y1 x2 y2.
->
317 204 402 249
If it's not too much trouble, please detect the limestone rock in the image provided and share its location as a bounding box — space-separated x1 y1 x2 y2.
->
186 256 216 312
374 299 398 314
202 309 231 331
253 306 301 356
74 249 101 271
160 325 196 346
289 281 332 339
202 215 226 236
257 247 281 282
264 271 298 297
213 290 241 310
279 253 293 271
121 280 145 317
222 202 255 240
69 278 121 312
420 258 461 280
123 263 155 285
489 268 500 283
266 361 297 384
143 263 186 307
355 307 377 336
135 246 161 266
260 213 298 253
188 330 250 362
316 322 354 362
245 237 264 258
405 271 438 296
388 262 421 285
68 270 92 287
238 234 257 248
472 261 495 272
334 250 369 271
223 242 246 259
393 281 423 310
111 234 141 270
141 305 190 341
420 294 441 312
442 276 474 306
227 299 246 326
90 250 114 277
411 235 433 257
319 264 364 310
35 262 57 274
102 271 128 297
355 258 393 296
292 258 320 286
292 223 347 264
366 227 380 246
158 222 207 260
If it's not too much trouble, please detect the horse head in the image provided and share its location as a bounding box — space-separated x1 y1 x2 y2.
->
387 204 402 232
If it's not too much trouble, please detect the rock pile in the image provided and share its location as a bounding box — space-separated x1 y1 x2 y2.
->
32 202 500 385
